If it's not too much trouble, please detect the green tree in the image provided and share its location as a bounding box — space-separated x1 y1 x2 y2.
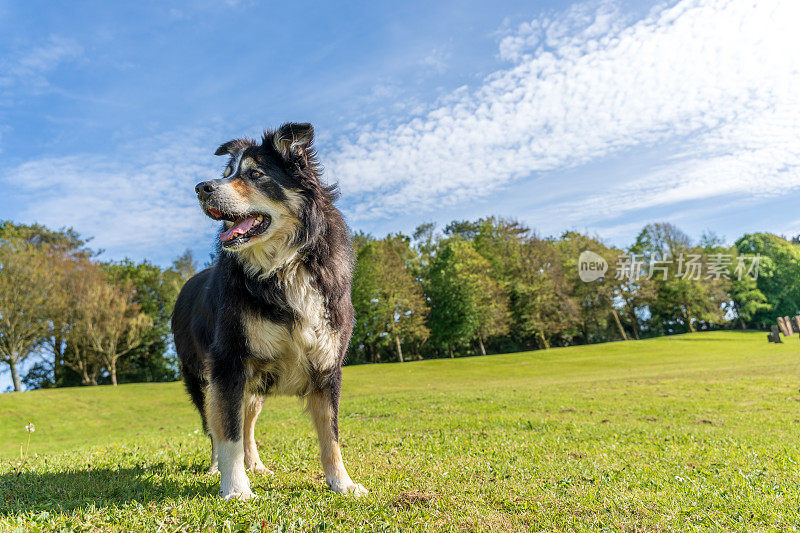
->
427 241 479 357
426 240 509 356
614 274 656 340
509 238 578 348
0 239 54 391
80 277 152 386
632 223 728 334
351 231 375 255
1 221 96 387
350 239 383 363
351 236 429 363
735 233 800 327
49 254 105 386
462 218 578 350
557 231 629 343
170 249 198 282
443 220 482 240
471 218 530 282
700 236 769 331
728 272 769 329
104 259 182 382
0 220 91 258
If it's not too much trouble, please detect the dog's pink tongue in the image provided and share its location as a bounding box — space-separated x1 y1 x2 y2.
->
220 217 258 242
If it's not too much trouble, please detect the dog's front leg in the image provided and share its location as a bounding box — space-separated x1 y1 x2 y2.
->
307 377 367 496
243 394 271 474
206 357 254 500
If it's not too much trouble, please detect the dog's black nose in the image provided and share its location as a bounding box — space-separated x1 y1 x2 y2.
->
195 180 217 201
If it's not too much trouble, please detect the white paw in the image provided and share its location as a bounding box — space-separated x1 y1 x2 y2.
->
248 461 273 475
348 483 368 496
207 464 219 475
221 490 257 501
327 479 368 496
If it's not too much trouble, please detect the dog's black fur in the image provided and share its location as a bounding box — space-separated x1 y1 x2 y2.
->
171 123 361 498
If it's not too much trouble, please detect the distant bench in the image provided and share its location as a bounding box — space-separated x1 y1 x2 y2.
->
768 316 800 343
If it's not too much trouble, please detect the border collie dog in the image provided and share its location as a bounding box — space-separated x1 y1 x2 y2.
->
172 123 366 500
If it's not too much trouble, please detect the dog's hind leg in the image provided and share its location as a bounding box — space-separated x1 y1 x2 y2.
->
181 366 219 474
208 436 219 474
206 360 254 500
307 379 367 496
243 395 271 474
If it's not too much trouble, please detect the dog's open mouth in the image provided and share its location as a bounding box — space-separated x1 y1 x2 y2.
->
204 207 272 247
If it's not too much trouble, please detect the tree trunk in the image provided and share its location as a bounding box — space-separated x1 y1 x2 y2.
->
610 308 628 341
739 316 746 330
109 358 118 386
539 331 550 349
8 359 21 392
448 344 454 358
626 309 640 340
685 305 695 333
394 336 404 363
477 334 487 356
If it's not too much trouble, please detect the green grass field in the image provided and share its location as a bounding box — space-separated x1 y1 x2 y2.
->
2 331 800 531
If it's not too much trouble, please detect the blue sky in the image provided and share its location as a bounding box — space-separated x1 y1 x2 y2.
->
1 0 798 271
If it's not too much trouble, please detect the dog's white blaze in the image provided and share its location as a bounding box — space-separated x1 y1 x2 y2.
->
230 151 244 177
243 262 340 396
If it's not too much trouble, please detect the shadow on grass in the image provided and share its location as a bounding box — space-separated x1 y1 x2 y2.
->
0 462 212 515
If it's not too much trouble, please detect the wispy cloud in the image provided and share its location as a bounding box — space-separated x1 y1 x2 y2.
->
326 0 800 222
5 129 223 261
0 36 83 94
420 47 451 73
497 0 625 62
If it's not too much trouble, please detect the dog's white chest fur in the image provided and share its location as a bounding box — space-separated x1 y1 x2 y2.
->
243 262 340 396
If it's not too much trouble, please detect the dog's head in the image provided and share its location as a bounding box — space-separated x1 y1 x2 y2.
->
195 123 317 252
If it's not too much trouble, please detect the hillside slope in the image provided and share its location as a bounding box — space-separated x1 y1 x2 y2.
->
2 331 800 530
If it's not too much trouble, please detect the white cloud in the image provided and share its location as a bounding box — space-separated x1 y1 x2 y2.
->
325 0 800 222
497 0 626 62
0 36 83 93
549 89 800 225
420 47 451 73
6 130 223 260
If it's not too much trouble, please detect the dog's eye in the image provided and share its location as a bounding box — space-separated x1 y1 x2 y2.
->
249 169 261 179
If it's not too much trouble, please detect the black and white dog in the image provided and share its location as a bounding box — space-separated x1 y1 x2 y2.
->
171 123 366 500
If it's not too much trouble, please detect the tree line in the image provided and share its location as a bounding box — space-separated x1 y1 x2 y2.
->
348 219 800 363
0 221 195 392
2 218 799 391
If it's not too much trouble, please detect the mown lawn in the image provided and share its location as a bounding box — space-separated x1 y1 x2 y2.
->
2 331 800 531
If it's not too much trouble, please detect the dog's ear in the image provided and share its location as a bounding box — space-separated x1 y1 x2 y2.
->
214 140 239 156
272 123 314 160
